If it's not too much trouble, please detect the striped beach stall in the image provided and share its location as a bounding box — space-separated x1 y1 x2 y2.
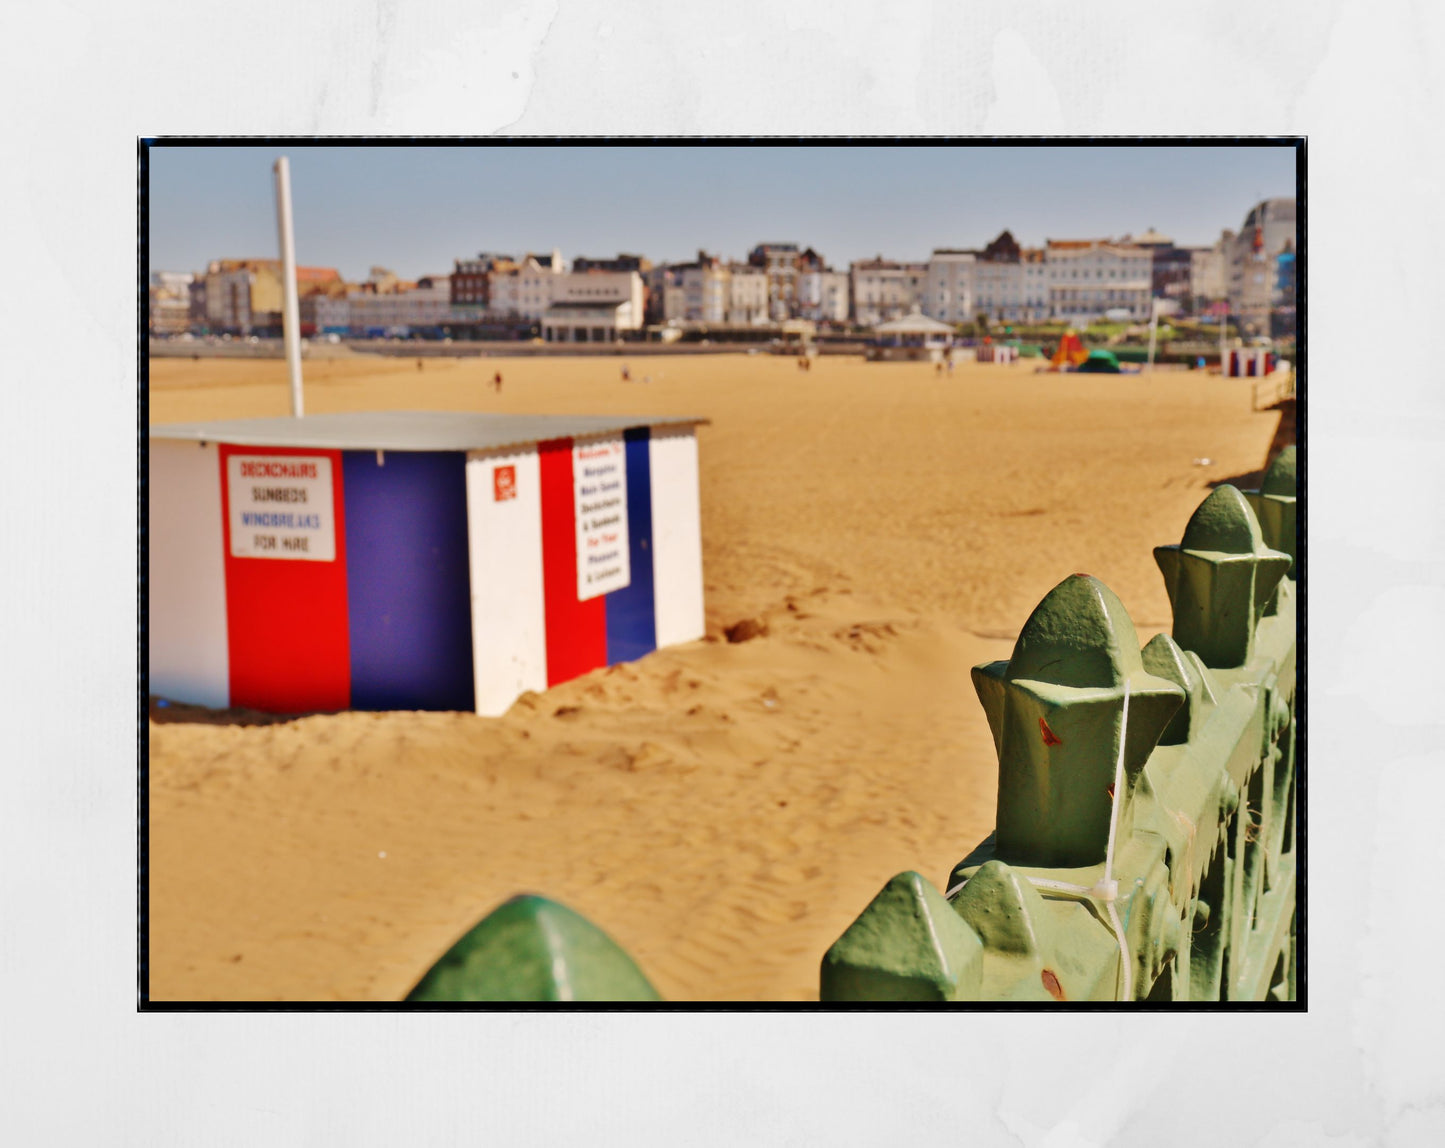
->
148 411 707 716
974 345 1019 364
1223 348 1277 377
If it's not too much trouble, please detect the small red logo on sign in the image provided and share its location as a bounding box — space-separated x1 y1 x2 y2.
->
494 465 517 502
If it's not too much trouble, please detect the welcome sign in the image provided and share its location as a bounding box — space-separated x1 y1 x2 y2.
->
572 436 630 600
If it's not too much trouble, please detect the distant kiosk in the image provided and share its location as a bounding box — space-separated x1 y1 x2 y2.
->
148 411 707 717
866 309 955 363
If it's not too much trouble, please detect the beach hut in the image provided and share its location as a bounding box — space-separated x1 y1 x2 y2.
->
865 309 955 362
148 410 707 717
1223 347 1277 377
975 341 1019 364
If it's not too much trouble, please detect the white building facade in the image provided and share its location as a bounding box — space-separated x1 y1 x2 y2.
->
1191 234 1230 306
796 269 850 323
678 260 729 323
489 251 567 320
1045 242 1153 323
345 277 463 333
726 265 769 324
541 269 645 340
851 259 927 327
923 251 975 325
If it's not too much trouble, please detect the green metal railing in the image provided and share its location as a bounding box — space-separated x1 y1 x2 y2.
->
820 448 1298 1002
404 447 1298 1003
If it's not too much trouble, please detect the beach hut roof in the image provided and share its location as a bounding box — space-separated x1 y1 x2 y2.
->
871 310 955 336
149 410 709 453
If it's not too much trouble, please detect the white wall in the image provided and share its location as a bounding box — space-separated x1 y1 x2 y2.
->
649 427 705 648
148 439 229 707
465 445 548 716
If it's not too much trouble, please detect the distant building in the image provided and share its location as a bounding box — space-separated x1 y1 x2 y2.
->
920 231 1049 327
850 257 927 327
1044 240 1152 323
974 230 1029 323
345 274 460 335
452 253 515 313
796 268 850 324
1191 232 1231 310
572 253 651 274
1272 240 1297 340
541 301 636 344
749 243 825 321
725 263 769 325
188 275 207 330
673 251 729 323
656 253 769 325
314 294 351 335
542 266 645 341
1226 198 1296 336
297 277 350 336
923 250 976 325
490 250 566 320
1020 249 1049 321
1126 227 1198 313
203 259 341 334
149 271 195 336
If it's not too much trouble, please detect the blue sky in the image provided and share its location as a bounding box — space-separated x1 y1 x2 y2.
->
146 144 1298 280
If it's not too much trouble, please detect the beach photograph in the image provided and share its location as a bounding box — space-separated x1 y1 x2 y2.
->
145 143 1299 1004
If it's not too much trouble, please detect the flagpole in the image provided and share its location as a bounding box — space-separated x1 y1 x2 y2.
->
1146 297 1159 374
274 156 305 418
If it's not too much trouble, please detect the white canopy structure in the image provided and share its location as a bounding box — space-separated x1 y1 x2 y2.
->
867 308 955 362
871 309 955 339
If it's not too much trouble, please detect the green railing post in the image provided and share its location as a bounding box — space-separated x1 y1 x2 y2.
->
820 871 984 1002
406 894 662 1002
1153 485 1291 668
1244 446 1297 576
971 574 1185 868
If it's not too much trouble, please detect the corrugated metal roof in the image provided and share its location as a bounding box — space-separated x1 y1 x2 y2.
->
148 410 709 452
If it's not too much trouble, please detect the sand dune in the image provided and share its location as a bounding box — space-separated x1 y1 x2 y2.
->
147 352 1282 1001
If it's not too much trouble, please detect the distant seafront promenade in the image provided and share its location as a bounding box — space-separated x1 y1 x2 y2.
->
148 336 861 360
146 351 1285 1002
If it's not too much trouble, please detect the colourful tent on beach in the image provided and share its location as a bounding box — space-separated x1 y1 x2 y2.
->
1050 330 1090 370
1076 349 1121 374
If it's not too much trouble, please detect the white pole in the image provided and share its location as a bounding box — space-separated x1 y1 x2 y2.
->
1146 298 1159 374
274 156 305 418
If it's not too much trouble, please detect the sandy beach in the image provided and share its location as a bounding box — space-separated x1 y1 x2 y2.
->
147 351 1285 1002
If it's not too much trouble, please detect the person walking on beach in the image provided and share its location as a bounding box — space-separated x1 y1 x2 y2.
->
621 362 631 382
492 370 503 393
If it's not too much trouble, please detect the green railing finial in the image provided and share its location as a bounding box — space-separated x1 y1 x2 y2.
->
972 574 1185 868
1245 445 1298 578
406 894 662 1002
820 871 984 1001
1140 632 1217 746
1154 486 1291 668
